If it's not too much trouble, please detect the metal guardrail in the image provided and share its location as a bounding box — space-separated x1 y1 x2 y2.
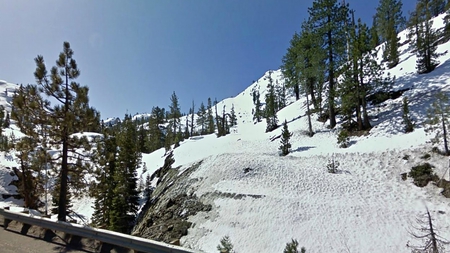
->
0 208 197 253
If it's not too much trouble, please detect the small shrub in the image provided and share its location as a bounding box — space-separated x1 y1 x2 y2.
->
327 156 340 174
408 163 439 187
283 239 306 253
420 153 431 160
337 129 350 148
217 236 234 253
402 154 410 160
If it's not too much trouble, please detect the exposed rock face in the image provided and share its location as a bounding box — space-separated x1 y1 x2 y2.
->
132 158 211 245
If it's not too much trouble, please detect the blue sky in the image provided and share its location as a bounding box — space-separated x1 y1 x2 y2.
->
0 0 415 119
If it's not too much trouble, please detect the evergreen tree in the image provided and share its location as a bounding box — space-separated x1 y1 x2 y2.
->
375 0 404 68
430 0 446 17
190 100 195 136
148 107 164 152
91 129 117 228
109 114 141 233
414 0 441 74
444 3 450 42
137 125 150 153
370 16 380 49
284 239 306 253
340 18 393 131
168 91 181 147
402 97 414 133
281 33 302 101
265 72 278 132
3 111 10 128
207 98 215 134
196 102 207 135
425 91 450 155
276 80 287 110
217 236 234 253
252 89 263 123
308 0 349 128
279 120 293 156
11 85 50 209
26 42 99 221
229 104 237 127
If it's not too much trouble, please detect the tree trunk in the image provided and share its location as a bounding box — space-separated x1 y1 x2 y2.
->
294 84 300 101
426 209 439 253
306 94 313 137
58 136 68 221
442 112 449 155
327 19 336 128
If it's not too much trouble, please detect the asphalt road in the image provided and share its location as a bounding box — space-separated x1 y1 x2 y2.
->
0 227 89 253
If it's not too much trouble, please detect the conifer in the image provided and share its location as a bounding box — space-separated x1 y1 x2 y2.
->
109 114 141 233
403 97 414 133
375 0 404 68
308 0 349 128
425 91 450 155
265 72 278 132
17 42 100 221
207 98 215 134
279 120 293 156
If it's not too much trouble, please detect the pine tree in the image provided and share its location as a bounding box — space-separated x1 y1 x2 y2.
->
340 18 393 131
403 97 414 133
11 85 50 209
109 114 141 233
414 0 441 74
252 89 263 123
430 0 446 17
190 100 195 136
148 107 164 152
3 111 10 128
265 72 278 132
168 91 181 147
281 33 302 101
229 104 237 127
370 16 380 49
425 91 450 155
27 42 99 221
308 0 349 128
279 120 293 156
217 236 234 253
444 3 450 42
196 102 207 135
91 129 117 228
207 97 215 134
375 0 404 68
283 239 306 253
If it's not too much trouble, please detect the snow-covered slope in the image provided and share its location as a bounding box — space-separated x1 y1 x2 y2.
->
136 14 450 252
2 13 450 253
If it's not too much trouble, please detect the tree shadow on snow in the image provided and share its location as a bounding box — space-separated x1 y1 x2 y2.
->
292 146 315 153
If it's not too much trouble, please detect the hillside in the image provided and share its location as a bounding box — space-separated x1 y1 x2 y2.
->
132 13 450 252
1 13 450 253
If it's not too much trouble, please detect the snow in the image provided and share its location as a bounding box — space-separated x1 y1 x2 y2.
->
1 13 450 253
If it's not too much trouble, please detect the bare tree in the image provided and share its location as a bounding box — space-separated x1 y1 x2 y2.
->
408 208 449 253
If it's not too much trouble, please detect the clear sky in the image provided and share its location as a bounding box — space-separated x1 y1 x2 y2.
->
0 0 415 119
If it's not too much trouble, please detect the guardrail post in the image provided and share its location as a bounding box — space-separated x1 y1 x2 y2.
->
3 218 11 229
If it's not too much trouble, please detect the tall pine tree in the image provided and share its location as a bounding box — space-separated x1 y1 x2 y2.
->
265 72 278 132
168 92 181 148
31 42 99 221
109 114 141 233
414 0 441 74
375 0 404 68
308 0 349 128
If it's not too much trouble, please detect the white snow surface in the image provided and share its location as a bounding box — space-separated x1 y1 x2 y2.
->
1 14 450 253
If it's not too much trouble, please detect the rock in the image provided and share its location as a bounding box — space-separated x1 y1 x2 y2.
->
170 239 180 246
